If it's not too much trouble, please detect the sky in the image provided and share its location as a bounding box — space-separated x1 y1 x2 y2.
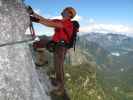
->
25 0 133 36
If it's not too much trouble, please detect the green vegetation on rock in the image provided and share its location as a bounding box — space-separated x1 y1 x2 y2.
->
64 63 96 100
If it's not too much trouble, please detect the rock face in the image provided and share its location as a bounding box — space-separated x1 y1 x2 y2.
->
0 0 51 100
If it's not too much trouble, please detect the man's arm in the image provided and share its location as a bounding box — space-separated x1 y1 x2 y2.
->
32 13 63 28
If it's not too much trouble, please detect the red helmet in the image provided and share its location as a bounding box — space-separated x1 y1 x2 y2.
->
63 7 76 18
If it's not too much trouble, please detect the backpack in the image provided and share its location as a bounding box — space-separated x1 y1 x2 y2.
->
66 20 80 50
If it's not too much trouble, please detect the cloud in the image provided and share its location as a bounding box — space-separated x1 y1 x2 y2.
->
34 8 41 14
80 19 133 36
51 16 62 19
25 25 54 36
25 28 31 35
73 15 82 21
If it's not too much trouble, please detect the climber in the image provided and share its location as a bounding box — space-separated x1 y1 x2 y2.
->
29 6 79 96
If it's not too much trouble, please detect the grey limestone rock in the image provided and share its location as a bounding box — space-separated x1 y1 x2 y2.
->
0 0 51 100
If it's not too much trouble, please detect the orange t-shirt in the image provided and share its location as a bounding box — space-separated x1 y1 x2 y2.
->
52 19 73 43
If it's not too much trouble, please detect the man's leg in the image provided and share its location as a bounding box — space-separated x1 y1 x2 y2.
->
33 35 51 49
53 46 67 92
33 35 50 66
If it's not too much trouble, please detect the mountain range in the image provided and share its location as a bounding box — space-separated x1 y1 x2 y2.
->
78 32 133 73
77 32 133 100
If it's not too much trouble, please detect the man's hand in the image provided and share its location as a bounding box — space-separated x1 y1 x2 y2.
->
26 6 34 15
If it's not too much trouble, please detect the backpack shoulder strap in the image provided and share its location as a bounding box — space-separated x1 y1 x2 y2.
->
63 20 80 50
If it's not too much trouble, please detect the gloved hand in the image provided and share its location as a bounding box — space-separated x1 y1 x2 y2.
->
26 6 40 22
26 6 34 15
30 12 42 23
